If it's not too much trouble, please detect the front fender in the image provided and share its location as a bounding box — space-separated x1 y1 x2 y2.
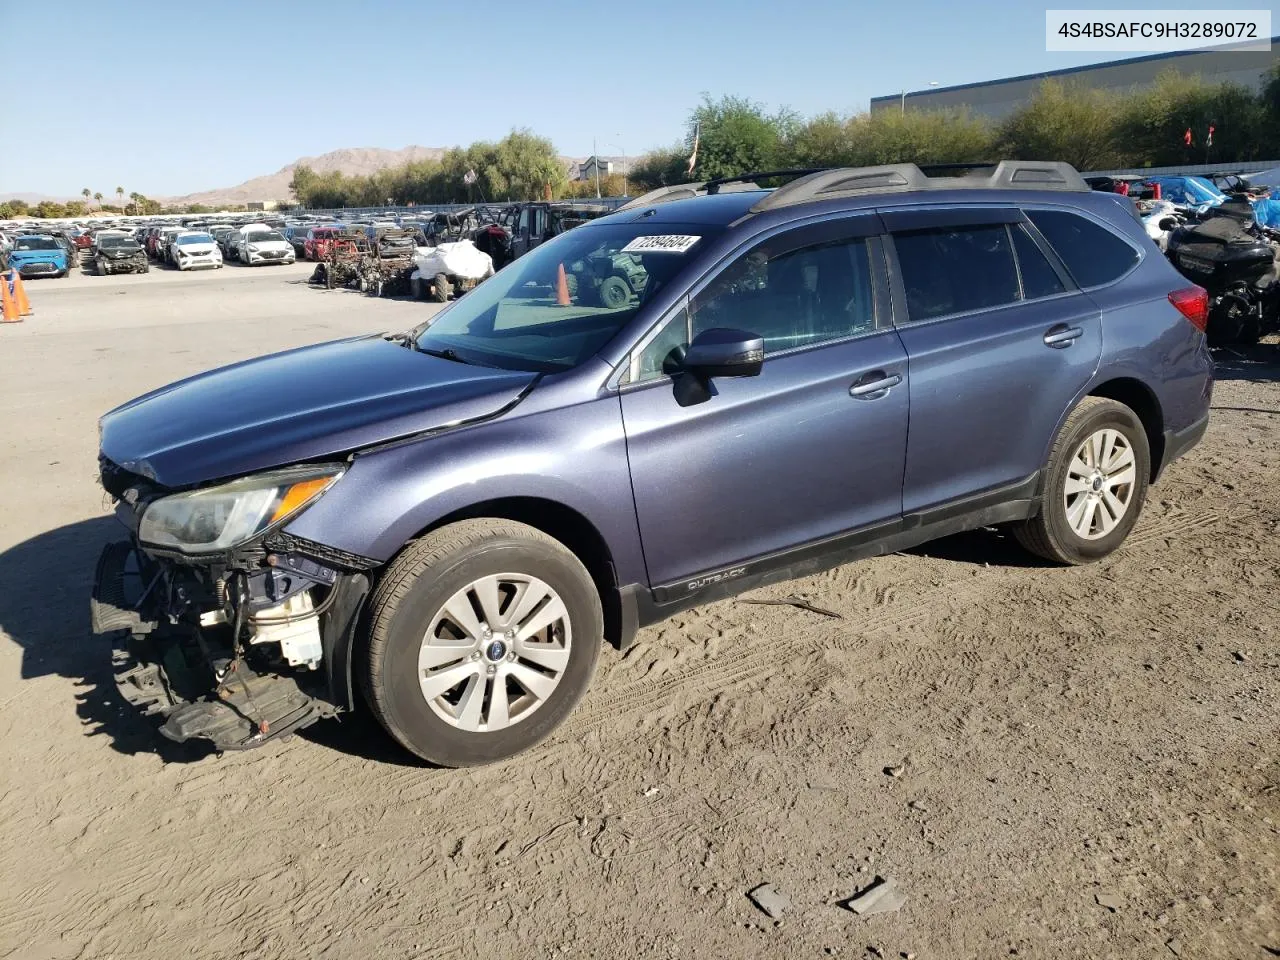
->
283 384 647 586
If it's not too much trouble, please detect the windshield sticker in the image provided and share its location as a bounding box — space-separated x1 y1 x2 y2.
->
621 235 700 254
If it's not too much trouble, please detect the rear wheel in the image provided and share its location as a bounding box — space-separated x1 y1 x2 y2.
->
432 272 450 302
597 275 630 308
410 276 424 300
360 520 602 766
1012 397 1150 565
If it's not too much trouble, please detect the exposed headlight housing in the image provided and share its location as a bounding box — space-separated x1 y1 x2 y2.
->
138 464 344 554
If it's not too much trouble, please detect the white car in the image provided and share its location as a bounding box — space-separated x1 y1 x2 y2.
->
171 231 223 271
237 229 296 266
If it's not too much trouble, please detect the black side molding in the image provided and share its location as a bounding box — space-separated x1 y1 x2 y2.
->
640 474 1040 628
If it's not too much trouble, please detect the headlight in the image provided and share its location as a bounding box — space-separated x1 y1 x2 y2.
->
248 244 259 252
138 464 344 554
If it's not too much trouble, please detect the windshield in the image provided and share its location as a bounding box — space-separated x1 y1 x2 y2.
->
414 223 712 372
247 231 285 243
100 235 138 248
15 237 59 251
177 233 213 245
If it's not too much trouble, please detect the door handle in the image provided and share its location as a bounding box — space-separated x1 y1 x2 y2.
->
849 372 902 397
1043 325 1084 348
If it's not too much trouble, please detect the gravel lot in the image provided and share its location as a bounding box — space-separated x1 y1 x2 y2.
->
0 265 1276 960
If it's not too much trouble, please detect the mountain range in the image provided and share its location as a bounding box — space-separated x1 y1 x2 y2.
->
3 146 628 208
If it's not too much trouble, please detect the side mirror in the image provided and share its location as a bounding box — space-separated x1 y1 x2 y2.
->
681 328 764 379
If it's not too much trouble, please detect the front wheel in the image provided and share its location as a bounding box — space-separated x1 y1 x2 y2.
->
360 519 602 767
1012 396 1150 565
432 272 450 303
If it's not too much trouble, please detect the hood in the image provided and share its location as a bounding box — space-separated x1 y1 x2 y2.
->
176 243 218 254
9 248 66 263
245 237 289 249
100 335 537 488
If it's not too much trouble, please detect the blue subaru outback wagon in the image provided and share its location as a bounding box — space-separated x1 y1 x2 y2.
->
93 162 1213 765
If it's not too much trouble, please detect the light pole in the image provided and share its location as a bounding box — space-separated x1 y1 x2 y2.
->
593 137 601 199
604 138 626 197
901 81 939 114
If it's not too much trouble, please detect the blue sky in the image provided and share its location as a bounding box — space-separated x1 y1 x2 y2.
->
0 0 1274 197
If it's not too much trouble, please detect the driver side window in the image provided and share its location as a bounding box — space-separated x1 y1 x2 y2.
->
631 229 877 383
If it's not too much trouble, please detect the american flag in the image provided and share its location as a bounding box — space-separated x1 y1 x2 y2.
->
463 168 478 186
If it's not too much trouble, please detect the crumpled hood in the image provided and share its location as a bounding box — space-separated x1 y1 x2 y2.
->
100 335 537 488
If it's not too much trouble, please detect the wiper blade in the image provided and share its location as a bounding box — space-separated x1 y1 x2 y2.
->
418 347 475 365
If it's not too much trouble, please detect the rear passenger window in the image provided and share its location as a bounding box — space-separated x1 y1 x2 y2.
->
894 224 1020 322
1026 210 1139 288
1011 224 1067 299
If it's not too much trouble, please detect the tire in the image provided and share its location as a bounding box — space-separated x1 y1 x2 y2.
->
141 264 150 274
360 519 602 766
97 259 108 276
1012 396 1150 565
432 272 450 303
410 276 424 300
597 275 630 309
324 265 335 290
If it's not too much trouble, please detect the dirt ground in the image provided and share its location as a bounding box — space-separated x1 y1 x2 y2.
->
0 264 1276 960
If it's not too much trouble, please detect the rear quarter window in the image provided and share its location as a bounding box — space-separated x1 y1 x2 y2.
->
1026 210 1139 288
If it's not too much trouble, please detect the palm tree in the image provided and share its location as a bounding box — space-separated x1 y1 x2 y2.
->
116 186 124 210
94 192 103 210
82 187 91 208
129 191 142 215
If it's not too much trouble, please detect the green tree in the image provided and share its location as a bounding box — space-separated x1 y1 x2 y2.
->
81 187 91 208
93 192 103 208
683 94 798 180
35 200 67 218
128 191 143 215
996 79 1126 170
792 108 995 168
63 200 88 217
115 186 124 209
628 146 691 190
1118 70 1268 166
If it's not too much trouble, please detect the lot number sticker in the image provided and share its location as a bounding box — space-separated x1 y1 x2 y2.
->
621 235 701 254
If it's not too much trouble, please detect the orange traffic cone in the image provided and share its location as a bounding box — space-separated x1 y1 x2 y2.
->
0 273 21 323
11 270 32 316
555 263 571 307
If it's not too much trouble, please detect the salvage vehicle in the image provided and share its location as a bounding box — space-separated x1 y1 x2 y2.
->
94 162 1213 766
157 226 187 265
408 240 493 301
172 231 223 270
96 233 150 275
7 235 70 278
1165 199 1280 345
505 201 612 265
307 229 371 289
238 229 296 266
304 226 345 261
358 227 419 297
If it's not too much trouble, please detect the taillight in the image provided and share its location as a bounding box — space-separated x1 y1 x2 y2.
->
1168 286 1209 333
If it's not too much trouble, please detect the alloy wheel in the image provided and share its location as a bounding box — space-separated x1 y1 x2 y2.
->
418 573 571 732
1063 428 1136 540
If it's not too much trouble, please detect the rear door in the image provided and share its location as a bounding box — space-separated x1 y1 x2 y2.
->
884 207 1103 514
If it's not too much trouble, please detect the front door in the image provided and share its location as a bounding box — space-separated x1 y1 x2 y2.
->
619 215 910 589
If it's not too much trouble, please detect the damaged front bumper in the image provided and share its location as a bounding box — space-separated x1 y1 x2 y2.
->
91 530 371 752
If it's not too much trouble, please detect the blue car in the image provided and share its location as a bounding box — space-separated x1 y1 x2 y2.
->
93 161 1213 765
7 234 70 279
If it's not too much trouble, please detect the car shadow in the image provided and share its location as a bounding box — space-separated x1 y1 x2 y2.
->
1212 343 1280 382
903 525 1052 569
0 517 212 761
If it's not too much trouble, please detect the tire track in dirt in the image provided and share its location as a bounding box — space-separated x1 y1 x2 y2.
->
553 510 1226 743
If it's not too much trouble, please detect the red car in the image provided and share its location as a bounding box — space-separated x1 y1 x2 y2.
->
304 227 344 261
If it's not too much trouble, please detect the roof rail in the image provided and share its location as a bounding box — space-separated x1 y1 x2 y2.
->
703 168 825 194
616 182 706 211
748 161 1088 212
